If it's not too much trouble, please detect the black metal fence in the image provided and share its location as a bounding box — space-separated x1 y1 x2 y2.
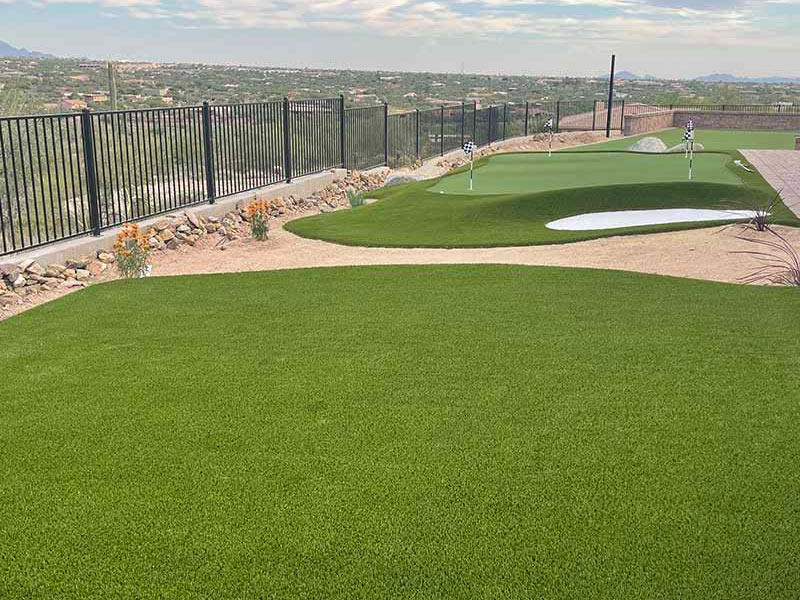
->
1 98 796 256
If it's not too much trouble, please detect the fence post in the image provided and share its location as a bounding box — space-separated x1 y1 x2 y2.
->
339 95 346 170
201 102 216 204
592 100 597 131
473 101 477 143
415 108 420 161
440 105 444 156
488 105 493 144
503 103 507 140
524 101 529 137
282 97 292 183
79 109 101 236
460 102 465 147
555 101 561 133
383 102 389 166
620 99 625 131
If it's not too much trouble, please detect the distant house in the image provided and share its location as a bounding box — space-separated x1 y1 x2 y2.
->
83 92 108 103
62 99 88 111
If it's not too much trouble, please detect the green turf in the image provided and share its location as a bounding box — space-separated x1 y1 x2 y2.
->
582 128 798 152
287 149 797 247
1 266 798 599
429 151 741 196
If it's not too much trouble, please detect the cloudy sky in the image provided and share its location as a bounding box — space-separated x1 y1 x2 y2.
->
2 0 799 77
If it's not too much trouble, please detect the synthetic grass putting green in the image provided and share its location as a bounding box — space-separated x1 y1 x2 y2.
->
583 128 798 152
287 149 798 247
428 151 740 196
1 266 798 599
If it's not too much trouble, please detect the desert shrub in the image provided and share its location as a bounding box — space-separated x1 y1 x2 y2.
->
347 191 365 208
735 228 800 287
114 223 151 278
720 190 782 232
247 199 271 241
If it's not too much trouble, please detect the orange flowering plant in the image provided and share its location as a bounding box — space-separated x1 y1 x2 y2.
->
113 223 152 278
246 198 271 241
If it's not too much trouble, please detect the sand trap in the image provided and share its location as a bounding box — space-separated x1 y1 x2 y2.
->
547 209 762 231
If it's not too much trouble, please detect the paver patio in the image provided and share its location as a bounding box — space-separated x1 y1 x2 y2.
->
741 149 800 217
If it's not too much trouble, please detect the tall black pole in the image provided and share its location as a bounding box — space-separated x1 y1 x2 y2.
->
605 54 616 138
384 102 389 166
339 95 346 169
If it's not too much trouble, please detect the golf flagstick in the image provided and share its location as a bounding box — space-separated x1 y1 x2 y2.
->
689 140 694 180
549 130 553 158
685 119 694 159
469 150 474 191
545 117 554 157
462 140 476 191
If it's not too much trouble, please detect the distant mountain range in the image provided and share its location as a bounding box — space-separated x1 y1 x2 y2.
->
694 73 800 84
611 70 800 84
615 70 800 84
0 40 53 58
615 71 658 81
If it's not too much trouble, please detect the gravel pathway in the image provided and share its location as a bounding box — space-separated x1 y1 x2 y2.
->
154 219 800 284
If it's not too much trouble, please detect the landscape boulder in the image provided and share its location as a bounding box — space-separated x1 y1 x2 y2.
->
627 137 668 153
25 262 46 277
383 173 422 187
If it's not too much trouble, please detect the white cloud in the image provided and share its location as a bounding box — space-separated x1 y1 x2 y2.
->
5 0 798 49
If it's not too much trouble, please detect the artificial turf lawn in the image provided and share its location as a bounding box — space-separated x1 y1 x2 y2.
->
286 148 798 247
1 265 798 599
582 128 798 152
428 151 740 195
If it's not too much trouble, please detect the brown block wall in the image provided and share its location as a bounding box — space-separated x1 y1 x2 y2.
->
672 111 800 132
623 111 675 136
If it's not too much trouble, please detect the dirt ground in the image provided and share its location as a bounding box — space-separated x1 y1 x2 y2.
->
3 215 796 323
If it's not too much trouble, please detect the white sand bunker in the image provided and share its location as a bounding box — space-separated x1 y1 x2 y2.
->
547 209 762 231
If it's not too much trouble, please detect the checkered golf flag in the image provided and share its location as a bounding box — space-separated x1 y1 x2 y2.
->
686 120 694 132
683 130 694 142
463 141 475 155
544 118 554 131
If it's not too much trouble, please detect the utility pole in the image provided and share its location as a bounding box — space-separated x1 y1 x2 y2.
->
605 54 616 138
107 61 118 111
